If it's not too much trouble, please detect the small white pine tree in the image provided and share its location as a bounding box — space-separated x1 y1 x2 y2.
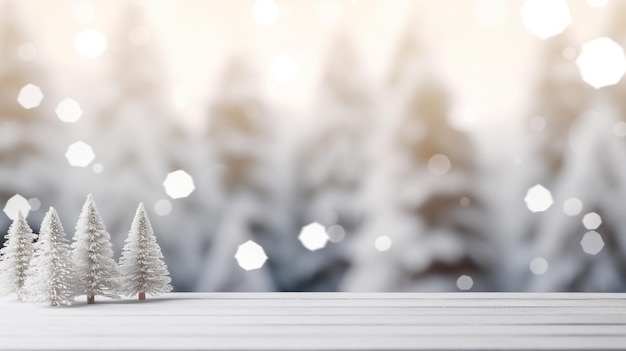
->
0 211 37 299
72 194 120 303
24 207 74 306
119 203 172 300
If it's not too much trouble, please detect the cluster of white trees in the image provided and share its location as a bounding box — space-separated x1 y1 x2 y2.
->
0 195 171 306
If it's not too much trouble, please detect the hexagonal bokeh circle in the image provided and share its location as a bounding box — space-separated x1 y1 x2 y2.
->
65 141 95 167
298 222 329 251
234 240 268 271
3 194 31 220
521 0 571 40
55 98 83 123
17 83 44 109
576 37 626 89
163 170 195 199
580 231 605 255
582 212 602 230
524 184 553 213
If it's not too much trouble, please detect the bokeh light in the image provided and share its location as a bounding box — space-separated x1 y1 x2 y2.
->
529 257 549 275
269 54 298 83
75 29 107 58
576 37 626 89
65 141 95 167
524 184 553 213
582 212 602 230
374 235 392 252
27 197 41 212
428 154 451 176
163 170 195 199
17 83 43 109
18 43 37 61
92 163 104 174
251 0 279 25
581 231 604 255
299 222 329 251
327 224 346 243
563 198 583 216
154 199 172 216
3 194 31 220
521 0 571 40
456 275 474 290
234 240 268 271
55 98 83 123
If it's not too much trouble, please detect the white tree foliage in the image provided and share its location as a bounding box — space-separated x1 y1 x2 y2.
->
0 211 37 298
72 194 120 299
24 207 74 306
118 203 172 297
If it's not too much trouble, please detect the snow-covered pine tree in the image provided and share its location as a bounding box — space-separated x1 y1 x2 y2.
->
525 32 592 188
518 32 595 291
526 7 626 292
342 25 490 291
24 207 74 306
81 4 201 291
527 106 626 292
119 203 172 300
0 211 36 299
72 194 119 303
194 58 277 291
292 34 373 291
0 1 59 233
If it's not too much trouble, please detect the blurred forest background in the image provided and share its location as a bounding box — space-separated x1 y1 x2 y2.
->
1 0 626 292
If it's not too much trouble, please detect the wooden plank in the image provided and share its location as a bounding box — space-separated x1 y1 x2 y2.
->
1 293 625 350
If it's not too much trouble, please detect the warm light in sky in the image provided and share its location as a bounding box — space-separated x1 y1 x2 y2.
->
251 0 279 25
269 54 298 82
576 37 626 89
74 29 108 58
521 0 571 40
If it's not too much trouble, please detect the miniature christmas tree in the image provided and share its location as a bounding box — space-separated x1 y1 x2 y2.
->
72 194 120 303
0 211 37 299
24 207 74 306
118 203 172 300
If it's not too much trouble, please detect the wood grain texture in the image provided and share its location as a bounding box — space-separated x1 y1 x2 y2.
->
1 293 625 350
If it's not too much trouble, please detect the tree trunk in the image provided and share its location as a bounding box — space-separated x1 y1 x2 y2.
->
16 292 21 301
139 292 146 300
51 300 57 306
87 295 95 304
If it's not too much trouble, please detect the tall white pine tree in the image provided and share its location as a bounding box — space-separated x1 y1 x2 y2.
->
343 25 490 291
72 194 120 303
24 207 74 306
195 58 276 291
0 211 36 299
293 33 373 291
119 203 172 300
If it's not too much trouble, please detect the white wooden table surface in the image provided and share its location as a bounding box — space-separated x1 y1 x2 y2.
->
1 293 625 350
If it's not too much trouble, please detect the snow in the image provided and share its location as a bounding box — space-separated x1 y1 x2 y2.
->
118 203 172 297
0 292 624 350
72 196 120 300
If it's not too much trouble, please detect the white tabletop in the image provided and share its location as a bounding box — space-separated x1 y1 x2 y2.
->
1 293 625 350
